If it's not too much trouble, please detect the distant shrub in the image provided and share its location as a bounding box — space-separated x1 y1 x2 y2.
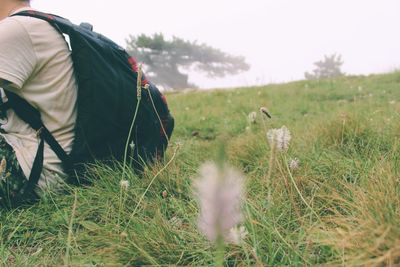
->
305 54 345 80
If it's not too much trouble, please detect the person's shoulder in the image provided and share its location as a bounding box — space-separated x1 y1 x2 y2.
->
0 16 29 39
0 11 56 43
8 11 49 27
4 8 52 30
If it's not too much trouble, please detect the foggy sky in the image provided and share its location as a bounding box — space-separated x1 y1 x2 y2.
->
32 0 400 89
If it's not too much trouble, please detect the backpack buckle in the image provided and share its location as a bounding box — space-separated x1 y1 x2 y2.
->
36 127 44 138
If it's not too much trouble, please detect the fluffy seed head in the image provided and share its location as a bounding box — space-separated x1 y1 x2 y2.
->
248 112 257 124
289 158 300 171
193 162 245 243
226 226 248 245
267 126 291 152
120 180 130 190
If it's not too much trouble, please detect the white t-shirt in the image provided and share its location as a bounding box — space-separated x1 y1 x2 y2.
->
0 8 77 192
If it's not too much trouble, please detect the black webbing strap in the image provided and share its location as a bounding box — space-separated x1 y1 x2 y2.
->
4 91 70 162
0 101 11 112
16 136 45 204
3 91 71 202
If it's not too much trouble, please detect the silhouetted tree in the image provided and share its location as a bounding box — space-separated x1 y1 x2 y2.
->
305 54 344 80
126 33 250 90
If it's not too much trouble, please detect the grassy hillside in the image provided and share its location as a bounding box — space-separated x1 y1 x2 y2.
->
1 72 400 266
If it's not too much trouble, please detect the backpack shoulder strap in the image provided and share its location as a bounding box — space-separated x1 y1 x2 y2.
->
2 91 72 202
12 10 74 35
3 91 71 166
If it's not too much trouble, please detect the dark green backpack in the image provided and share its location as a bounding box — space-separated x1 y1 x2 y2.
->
5 10 174 202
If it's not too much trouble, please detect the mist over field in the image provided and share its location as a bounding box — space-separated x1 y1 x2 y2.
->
33 0 400 89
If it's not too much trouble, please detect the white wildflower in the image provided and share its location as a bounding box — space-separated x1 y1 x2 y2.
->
267 126 291 152
226 226 248 245
247 111 257 124
120 180 130 190
193 162 245 243
358 86 363 92
289 158 300 171
389 100 396 105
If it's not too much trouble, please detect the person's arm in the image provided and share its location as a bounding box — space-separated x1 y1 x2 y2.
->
0 18 36 91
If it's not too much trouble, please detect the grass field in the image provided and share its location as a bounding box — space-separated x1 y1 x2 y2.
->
1 72 400 266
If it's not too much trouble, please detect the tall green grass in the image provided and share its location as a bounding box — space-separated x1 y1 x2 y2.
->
1 72 399 266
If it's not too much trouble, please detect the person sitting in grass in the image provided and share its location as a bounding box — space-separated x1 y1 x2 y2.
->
0 0 77 207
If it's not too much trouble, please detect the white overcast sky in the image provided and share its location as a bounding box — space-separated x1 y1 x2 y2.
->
32 0 400 89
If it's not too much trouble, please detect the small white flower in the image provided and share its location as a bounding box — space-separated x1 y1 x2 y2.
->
358 86 363 92
248 112 257 124
289 158 300 171
193 162 245 243
226 226 248 245
389 100 396 105
267 126 291 152
120 180 130 190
